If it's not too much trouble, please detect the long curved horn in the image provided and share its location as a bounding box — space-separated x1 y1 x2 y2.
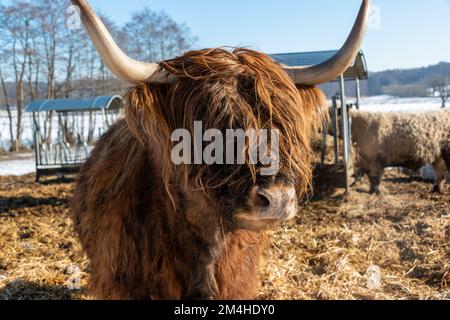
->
284 0 371 85
71 0 176 84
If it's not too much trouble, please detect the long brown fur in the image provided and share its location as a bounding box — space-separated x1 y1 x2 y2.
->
71 48 326 300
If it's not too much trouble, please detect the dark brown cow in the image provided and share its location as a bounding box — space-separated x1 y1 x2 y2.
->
70 0 370 299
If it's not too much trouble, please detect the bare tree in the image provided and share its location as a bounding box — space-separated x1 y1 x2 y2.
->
441 87 449 109
122 8 195 62
0 2 197 152
427 75 450 108
0 66 15 148
0 1 34 151
34 0 68 144
26 16 42 102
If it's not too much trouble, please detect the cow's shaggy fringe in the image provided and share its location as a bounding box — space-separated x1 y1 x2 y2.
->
71 48 326 300
351 109 450 193
126 48 327 198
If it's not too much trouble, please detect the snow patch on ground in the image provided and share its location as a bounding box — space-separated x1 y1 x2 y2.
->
0 155 35 176
358 96 442 113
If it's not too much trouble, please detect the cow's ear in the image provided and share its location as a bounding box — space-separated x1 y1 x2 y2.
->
296 85 329 134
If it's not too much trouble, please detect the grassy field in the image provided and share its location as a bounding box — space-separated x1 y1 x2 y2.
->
0 168 448 300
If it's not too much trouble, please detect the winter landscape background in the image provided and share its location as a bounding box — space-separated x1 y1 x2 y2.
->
0 95 444 176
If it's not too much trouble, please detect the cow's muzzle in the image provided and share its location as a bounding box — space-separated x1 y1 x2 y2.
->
235 184 298 231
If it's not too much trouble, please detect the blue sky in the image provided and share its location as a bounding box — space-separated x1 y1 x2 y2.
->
89 0 450 71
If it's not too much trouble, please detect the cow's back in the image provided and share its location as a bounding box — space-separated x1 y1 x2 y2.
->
352 110 450 168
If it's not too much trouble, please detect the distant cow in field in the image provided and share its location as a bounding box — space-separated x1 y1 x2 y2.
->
70 0 370 299
351 110 450 194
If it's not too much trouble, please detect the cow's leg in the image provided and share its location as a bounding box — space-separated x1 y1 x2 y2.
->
367 160 384 195
432 157 446 193
368 175 383 194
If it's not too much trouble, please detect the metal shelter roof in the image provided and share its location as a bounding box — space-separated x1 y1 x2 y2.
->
26 95 123 113
271 50 368 81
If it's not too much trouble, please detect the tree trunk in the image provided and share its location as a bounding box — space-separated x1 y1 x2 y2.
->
14 82 24 152
87 110 95 144
0 69 15 149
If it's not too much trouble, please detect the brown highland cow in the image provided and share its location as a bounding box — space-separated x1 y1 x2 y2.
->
71 0 370 299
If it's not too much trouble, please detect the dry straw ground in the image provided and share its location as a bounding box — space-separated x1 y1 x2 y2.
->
0 165 448 300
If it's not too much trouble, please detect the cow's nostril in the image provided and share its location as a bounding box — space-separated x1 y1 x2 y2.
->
256 192 271 208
